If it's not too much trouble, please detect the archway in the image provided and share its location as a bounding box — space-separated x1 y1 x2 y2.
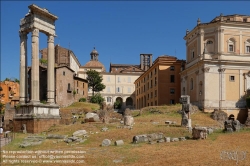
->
126 97 133 106
115 97 123 109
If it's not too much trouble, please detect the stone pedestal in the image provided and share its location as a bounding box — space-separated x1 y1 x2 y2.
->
14 103 60 133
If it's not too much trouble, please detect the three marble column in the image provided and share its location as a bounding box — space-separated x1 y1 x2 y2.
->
19 28 55 104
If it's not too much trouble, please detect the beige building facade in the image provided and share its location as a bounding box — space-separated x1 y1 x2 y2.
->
78 48 149 109
180 14 250 121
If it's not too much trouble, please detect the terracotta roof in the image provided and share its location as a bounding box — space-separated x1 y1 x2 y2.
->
84 60 106 72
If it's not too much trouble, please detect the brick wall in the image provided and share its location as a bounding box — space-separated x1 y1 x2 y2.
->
55 67 75 107
14 118 60 133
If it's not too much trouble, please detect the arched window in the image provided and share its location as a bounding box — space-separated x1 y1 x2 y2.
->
245 39 250 54
228 38 235 52
206 40 214 53
206 40 213 44
190 78 193 90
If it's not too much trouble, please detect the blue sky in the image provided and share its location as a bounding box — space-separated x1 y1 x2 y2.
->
1 1 249 81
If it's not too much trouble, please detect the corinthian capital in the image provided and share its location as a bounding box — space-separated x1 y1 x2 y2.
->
47 35 54 43
31 28 39 37
19 31 28 40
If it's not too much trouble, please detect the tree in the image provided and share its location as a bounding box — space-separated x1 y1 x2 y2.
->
86 70 106 96
90 93 104 105
14 78 20 83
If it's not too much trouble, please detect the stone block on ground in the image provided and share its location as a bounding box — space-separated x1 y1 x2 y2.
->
192 127 208 139
133 134 148 144
46 134 67 139
171 138 179 142
124 116 134 126
114 140 124 146
147 133 164 142
164 137 171 142
157 139 165 143
207 128 213 134
73 130 87 137
101 127 108 132
102 139 111 146
179 137 186 141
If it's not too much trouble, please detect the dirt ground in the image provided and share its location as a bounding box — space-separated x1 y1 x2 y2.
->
1 105 250 166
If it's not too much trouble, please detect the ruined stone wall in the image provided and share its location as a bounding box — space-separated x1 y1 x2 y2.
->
55 67 75 107
14 118 60 133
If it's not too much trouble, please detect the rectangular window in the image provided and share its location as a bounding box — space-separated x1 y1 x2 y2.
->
107 76 110 82
170 75 175 83
230 75 235 82
170 100 175 104
107 87 110 92
107 97 111 102
150 80 152 88
155 90 157 97
229 45 234 52
155 68 157 74
192 51 195 58
63 71 65 76
155 77 157 86
246 46 250 53
83 83 84 88
155 100 157 105
128 87 131 93
117 87 120 92
77 89 78 94
77 81 78 87
128 77 131 83
170 66 175 71
151 92 153 98
118 77 120 82
170 88 175 94
148 94 149 100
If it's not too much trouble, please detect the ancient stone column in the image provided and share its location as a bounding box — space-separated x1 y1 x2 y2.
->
31 28 40 103
47 35 55 104
19 31 28 104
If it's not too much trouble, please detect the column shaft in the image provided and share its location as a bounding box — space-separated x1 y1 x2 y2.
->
47 35 55 104
19 31 28 104
31 28 40 103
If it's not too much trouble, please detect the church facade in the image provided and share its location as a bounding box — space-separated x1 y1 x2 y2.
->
180 14 250 122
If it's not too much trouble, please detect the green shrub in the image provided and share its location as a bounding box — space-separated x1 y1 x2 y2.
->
246 96 250 109
79 98 86 102
90 93 104 105
114 100 122 109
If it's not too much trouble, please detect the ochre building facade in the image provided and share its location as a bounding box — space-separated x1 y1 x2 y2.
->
180 14 250 122
135 56 185 109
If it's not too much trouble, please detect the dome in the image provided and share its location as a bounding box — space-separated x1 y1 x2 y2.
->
84 60 106 72
90 47 99 55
